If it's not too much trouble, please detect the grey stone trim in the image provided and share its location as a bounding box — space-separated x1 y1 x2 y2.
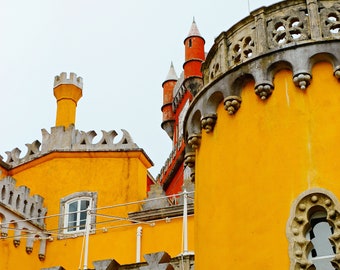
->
0 176 47 228
58 191 97 239
2 125 143 168
287 188 340 270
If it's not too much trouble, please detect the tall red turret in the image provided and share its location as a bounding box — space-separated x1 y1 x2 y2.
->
183 19 205 79
158 19 205 195
161 62 178 139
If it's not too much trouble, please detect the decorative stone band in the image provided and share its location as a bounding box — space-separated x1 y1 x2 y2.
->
2 125 139 167
184 41 340 145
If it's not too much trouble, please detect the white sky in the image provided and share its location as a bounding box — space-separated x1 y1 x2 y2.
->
0 0 277 176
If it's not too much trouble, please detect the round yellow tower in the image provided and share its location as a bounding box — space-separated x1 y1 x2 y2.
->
184 0 340 269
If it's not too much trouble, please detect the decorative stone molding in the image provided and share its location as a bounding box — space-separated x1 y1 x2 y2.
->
254 83 274 100
187 133 201 149
287 189 340 270
201 114 217 133
223 96 242 114
293 73 312 90
2 125 141 168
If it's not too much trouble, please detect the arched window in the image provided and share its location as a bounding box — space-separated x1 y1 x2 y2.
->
58 191 97 238
287 190 340 270
65 198 90 232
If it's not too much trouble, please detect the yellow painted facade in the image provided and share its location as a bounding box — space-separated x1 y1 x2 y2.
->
194 62 340 269
1 148 194 269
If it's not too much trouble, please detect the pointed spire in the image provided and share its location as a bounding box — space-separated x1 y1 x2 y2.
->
187 17 202 38
164 62 178 82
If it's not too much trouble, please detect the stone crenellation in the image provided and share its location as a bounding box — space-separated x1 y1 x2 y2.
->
0 176 47 229
2 125 139 168
53 72 83 89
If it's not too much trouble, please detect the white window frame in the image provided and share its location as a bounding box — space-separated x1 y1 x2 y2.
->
58 191 97 239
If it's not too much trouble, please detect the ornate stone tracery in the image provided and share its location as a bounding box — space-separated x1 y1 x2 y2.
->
287 189 340 270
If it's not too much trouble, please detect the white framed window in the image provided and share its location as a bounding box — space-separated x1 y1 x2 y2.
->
65 198 90 232
59 192 97 238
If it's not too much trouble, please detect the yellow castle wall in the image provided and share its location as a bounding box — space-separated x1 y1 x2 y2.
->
0 151 194 269
195 62 340 269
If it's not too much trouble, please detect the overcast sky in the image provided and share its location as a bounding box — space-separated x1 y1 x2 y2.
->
0 0 277 176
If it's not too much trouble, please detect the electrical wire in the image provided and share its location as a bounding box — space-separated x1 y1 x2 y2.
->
0 191 195 239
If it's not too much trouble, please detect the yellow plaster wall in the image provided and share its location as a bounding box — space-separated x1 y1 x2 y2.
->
0 150 193 269
195 62 340 269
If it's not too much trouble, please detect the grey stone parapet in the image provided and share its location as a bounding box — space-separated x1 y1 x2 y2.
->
0 176 47 228
202 0 340 86
2 125 140 168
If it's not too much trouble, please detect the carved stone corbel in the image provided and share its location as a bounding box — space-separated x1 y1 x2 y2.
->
201 114 217 133
334 66 340 80
184 152 195 168
224 96 242 115
293 73 312 90
187 133 201 149
13 239 20 247
255 83 274 100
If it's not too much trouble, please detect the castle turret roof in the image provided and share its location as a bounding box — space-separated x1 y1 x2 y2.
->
187 18 202 38
164 62 178 82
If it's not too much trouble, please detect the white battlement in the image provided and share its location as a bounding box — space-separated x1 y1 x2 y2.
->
53 72 83 89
